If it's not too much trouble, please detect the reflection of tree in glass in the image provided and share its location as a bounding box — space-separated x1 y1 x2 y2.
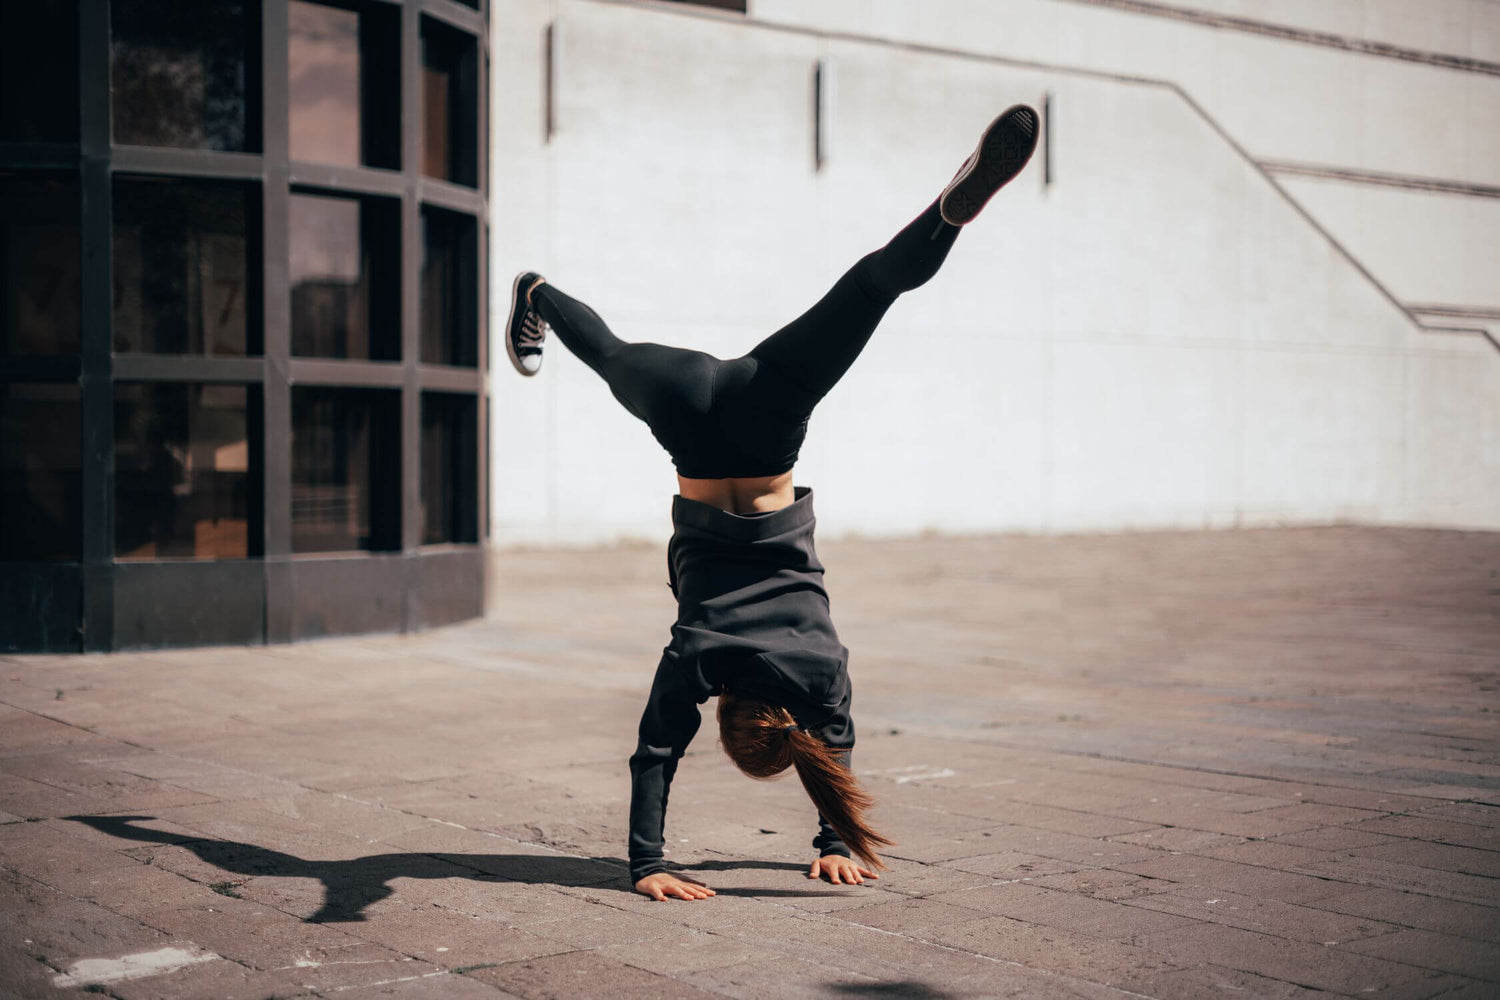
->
111 0 250 151
111 179 250 356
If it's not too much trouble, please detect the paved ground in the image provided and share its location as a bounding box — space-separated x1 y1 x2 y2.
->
2 526 1498 999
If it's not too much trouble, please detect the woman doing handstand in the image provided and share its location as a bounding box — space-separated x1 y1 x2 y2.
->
504 106 1040 901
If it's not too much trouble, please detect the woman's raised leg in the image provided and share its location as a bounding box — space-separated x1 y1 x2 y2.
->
512 274 720 432
746 104 1040 408
746 198 960 406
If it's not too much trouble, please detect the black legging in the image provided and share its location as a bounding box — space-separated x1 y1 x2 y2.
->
531 199 960 479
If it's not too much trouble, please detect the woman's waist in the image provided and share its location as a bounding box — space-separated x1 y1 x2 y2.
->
675 472 795 516
671 485 816 541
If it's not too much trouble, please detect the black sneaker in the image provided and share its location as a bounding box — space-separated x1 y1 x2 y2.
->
506 271 547 376
939 105 1040 226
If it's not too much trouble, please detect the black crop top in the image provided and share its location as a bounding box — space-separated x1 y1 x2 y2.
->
635 355 813 480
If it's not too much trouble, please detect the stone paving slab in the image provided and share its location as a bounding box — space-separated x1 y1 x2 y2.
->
1 525 1497 998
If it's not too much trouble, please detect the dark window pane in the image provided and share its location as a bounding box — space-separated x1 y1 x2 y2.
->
421 392 476 545
111 0 258 152
421 18 478 187
0 0 79 143
1 174 80 355
0 383 80 561
115 383 255 560
292 387 399 552
290 191 399 359
420 207 477 367
113 177 261 356
289 1 400 169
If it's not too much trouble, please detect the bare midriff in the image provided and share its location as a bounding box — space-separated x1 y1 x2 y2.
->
677 471 796 515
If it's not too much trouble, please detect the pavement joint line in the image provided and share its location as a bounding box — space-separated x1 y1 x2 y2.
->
0 701 625 868
316 969 453 992
921 726 1495 803
926 876 1497 989
800 910 1165 999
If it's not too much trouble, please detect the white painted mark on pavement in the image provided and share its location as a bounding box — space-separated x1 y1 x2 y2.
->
886 766 957 784
51 946 218 988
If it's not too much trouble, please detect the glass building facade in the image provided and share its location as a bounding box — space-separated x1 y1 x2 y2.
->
0 0 488 651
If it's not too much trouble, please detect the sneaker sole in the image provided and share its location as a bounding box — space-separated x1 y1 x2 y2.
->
940 105 1040 226
506 272 540 377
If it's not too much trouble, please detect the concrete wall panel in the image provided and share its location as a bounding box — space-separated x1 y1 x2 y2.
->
1237 349 1407 523
1136 0 1500 63
1277 177 1500 310
1402 351 1500 529
1048 341 1243 530
754 0 1500 187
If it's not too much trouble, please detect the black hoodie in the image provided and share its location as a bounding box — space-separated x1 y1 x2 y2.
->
628 487 855 882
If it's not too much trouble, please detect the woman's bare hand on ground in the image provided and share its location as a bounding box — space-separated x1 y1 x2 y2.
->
808 855 879 885
635 872 716 901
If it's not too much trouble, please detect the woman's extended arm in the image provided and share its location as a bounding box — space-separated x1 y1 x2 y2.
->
628 649 704 894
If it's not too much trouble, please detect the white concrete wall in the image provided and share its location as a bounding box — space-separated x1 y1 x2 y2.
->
1276 177 1500 308
753 0 1500 184
1116 0 1500 62
489 0 1500 545
754 0 1500 317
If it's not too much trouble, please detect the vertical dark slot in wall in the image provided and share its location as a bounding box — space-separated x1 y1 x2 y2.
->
813 59 826 172
1042 92 1053 189
543 22 555 144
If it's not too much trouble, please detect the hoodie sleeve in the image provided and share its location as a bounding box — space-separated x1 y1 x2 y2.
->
628 649 703 883
812 749 854 858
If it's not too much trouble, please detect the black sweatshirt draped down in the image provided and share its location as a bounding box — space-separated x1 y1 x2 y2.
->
628 487 855 882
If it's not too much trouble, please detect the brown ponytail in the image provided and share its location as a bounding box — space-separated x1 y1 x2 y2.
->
716 694 893 870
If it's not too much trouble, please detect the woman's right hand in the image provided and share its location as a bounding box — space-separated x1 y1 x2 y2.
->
634 872 716 901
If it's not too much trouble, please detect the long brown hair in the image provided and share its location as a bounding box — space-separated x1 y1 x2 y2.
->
716 693 893 870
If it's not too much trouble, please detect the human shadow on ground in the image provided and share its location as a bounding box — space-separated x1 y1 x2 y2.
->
830 984 958 999
67 815 858 922
676 858 808 873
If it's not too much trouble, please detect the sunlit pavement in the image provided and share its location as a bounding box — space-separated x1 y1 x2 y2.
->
2 526 1497 998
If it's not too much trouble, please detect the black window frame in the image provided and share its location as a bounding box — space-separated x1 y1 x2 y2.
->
0 0 489 651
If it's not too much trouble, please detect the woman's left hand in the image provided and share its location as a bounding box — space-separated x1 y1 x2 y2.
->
808 855 879 885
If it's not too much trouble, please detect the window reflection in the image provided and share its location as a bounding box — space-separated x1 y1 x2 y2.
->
113 177 259 356
421 392 477 545
0 383 80 561
289 1 359 167
290 191 400 360
111 0 256 151
289 0 400 169
115 383 255 560
421 17 478 187
420 206 477 367
1 174 80 355
292 387 400 552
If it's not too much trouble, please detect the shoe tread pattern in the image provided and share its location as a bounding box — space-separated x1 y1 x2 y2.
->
941 106 1039 226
